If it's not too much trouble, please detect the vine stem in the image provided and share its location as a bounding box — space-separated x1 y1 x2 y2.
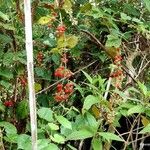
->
24 1 37 150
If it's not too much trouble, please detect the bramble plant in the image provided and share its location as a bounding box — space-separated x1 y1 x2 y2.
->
0 0 150 150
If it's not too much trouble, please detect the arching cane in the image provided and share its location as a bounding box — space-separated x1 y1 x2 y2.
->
24 0 37 149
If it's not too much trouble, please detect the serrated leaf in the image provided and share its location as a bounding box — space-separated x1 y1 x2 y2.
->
99 132 124 142
38 107 53 122
55 115 72 129
128 105 145 115
83 95 99 111
66 129 94 140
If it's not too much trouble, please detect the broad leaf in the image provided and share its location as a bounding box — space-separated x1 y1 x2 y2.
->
0 121 17 134
99 132 124 142
83 95 99 111
48 123 59 131
66 129 94 140
55 115 72 129
38 107 53 122
17 134 31 150
128 105 145 115
92 138 102 150
51 134 65 144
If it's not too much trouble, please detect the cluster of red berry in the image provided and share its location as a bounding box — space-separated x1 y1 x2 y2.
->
37 51 44 64
20 76 27 87
54 82 74 102
54 53 74 102
4 101 14 107
54 66 73 78
110 51 124 89
56 24 66 36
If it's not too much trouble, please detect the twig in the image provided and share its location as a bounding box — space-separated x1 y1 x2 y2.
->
80 29 107 52
129 134 150 145
104 67 114 100
36 60 97 95
123 114 140 150
79 140 84 150
135 60 150 79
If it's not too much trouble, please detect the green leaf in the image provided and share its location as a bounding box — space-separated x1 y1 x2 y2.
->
55 115 72 130
143 0 150 12
17 134 31 150
80 3 92 13
37 139 50 150
44 143 59 150
62 0 72 13
0 80 12 89
0 67 13 79
99 132 124 142
138 82 147 96
106 34 121 48
120 13 131 21
51 134 65 144
16 100 29 120
82 71 93 83
0 121 17 134
35 83 42 92
92 138 102 150
128 105 145 115
139 124 150 134
89 7 104 19
66 35 78 48
38 107 53 122
38 16 51 25
4 133 18 143
83 95 99 111
48 123 59 130
0 11 9 21
66 129 94 140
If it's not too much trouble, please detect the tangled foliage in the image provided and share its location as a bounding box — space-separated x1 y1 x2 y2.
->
0 0 150 149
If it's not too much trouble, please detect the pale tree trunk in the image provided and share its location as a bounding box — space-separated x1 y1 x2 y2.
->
24 0 37 149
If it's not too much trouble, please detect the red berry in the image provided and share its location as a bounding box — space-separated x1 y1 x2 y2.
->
4 101 14 107
20 77 27 86
57 83 63 92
